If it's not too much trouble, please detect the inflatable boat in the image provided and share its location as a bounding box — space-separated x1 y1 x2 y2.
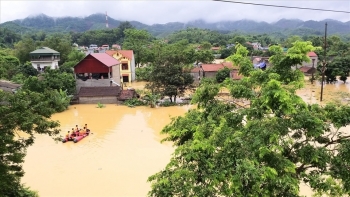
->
62 129 90 143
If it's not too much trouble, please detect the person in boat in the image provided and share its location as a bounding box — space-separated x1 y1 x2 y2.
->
75 129 80 136
65 131 70 140
71 128 75 137
75 125 79 132
85 124 89 132
80 127 86 136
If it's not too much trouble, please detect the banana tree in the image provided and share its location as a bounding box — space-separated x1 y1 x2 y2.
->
142 93 160 108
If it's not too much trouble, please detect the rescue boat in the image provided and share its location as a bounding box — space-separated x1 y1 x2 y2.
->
62 129 90 143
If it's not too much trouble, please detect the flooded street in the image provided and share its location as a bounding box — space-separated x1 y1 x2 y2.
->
21 79 350 197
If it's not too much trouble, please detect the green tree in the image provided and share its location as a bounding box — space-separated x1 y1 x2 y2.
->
148 42 350 196
194 50 214 66
0 90 60 196
216 67 231 83
13 36 37 64
123 29 152 67
42 33 73 65
0 50 20 80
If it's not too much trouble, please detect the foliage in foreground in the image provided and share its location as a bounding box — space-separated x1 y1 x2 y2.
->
148 42 350 196
0 89 60 196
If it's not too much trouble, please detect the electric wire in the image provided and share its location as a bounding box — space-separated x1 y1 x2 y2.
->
212 0 350 14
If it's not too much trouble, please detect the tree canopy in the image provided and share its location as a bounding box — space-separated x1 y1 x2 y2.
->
148 42 350 196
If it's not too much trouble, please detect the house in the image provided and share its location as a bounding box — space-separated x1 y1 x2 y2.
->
111 44 121 50
294 52 318 75
29 47 60 71
190 62 242 82
0 80 21 93
105 50 136 83
74 53 121 93
247 42 262 50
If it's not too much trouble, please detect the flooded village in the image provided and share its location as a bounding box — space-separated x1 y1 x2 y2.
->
1 2 350 196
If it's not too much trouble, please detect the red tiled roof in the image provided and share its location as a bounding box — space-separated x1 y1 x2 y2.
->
105 50 116 56
191 67 201 73
308 52 318 57
202 64 224 72
118 50 133 60
299 66 316 74
222 62 239 70
105 50 134 60
78 86 121 97
90 53 120 67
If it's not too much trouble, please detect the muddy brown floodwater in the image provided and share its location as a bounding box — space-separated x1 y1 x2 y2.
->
22 79 350 197
22 104 192 197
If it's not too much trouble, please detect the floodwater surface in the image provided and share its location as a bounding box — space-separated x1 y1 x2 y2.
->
21 80 350 197
22 104 191 197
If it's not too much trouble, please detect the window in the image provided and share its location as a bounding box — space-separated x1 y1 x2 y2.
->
122 63 128 70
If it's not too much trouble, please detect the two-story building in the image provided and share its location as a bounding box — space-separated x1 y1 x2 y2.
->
106 50 136 84
29 47 60 71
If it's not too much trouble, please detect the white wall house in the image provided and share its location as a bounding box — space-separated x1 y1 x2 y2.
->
29 47 60 71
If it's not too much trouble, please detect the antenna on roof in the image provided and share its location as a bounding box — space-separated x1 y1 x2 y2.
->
105 12 109 28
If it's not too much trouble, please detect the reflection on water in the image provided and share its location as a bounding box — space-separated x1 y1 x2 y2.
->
22 104 190 197
21 80 350 197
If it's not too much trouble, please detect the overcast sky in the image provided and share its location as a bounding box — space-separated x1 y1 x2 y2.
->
1 1 349 24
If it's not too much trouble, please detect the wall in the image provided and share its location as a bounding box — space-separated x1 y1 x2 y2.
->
31 60 59 70
76 79 111 94
79 96 118 104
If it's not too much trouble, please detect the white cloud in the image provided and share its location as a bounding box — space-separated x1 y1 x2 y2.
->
1 0 349 24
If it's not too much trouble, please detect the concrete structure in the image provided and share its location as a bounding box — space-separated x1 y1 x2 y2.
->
106 50 136 83
78 86 121 104
0 80 21 93
29 47 60 71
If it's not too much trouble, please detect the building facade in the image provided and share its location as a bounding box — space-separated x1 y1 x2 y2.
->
29 47 60 71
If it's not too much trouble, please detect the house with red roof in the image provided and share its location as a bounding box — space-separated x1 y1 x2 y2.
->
106 50 136 84
74 53 121 93
298 51 318 75
190 62 242 82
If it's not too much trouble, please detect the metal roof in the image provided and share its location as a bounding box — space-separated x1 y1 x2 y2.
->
90 53 120 67
30 47 60 55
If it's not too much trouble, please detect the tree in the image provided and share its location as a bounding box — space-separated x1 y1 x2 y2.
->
0 49 20 80
42 33 73 65
216 67 231 83
146 40 195 102
148 42 350 196
123 29 152 67
13 36 37 64
194 50 214 66
0 90 60 196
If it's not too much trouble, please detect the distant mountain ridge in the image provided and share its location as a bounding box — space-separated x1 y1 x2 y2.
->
0 13 349 37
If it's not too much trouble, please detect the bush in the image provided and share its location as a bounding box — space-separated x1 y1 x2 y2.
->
159 100 177 107
123 98 146 107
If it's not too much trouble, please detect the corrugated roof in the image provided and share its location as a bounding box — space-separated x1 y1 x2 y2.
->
90 53 120 67
30 47 60 55
78 86 121 97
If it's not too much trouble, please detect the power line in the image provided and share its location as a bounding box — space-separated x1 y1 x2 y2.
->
212 0 350 14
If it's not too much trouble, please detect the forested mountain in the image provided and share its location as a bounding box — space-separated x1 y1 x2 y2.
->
0 13 349 37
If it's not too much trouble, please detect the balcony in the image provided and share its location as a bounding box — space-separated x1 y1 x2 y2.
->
31 56 60 62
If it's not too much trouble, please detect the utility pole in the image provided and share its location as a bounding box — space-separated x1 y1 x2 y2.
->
320 22 327 102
